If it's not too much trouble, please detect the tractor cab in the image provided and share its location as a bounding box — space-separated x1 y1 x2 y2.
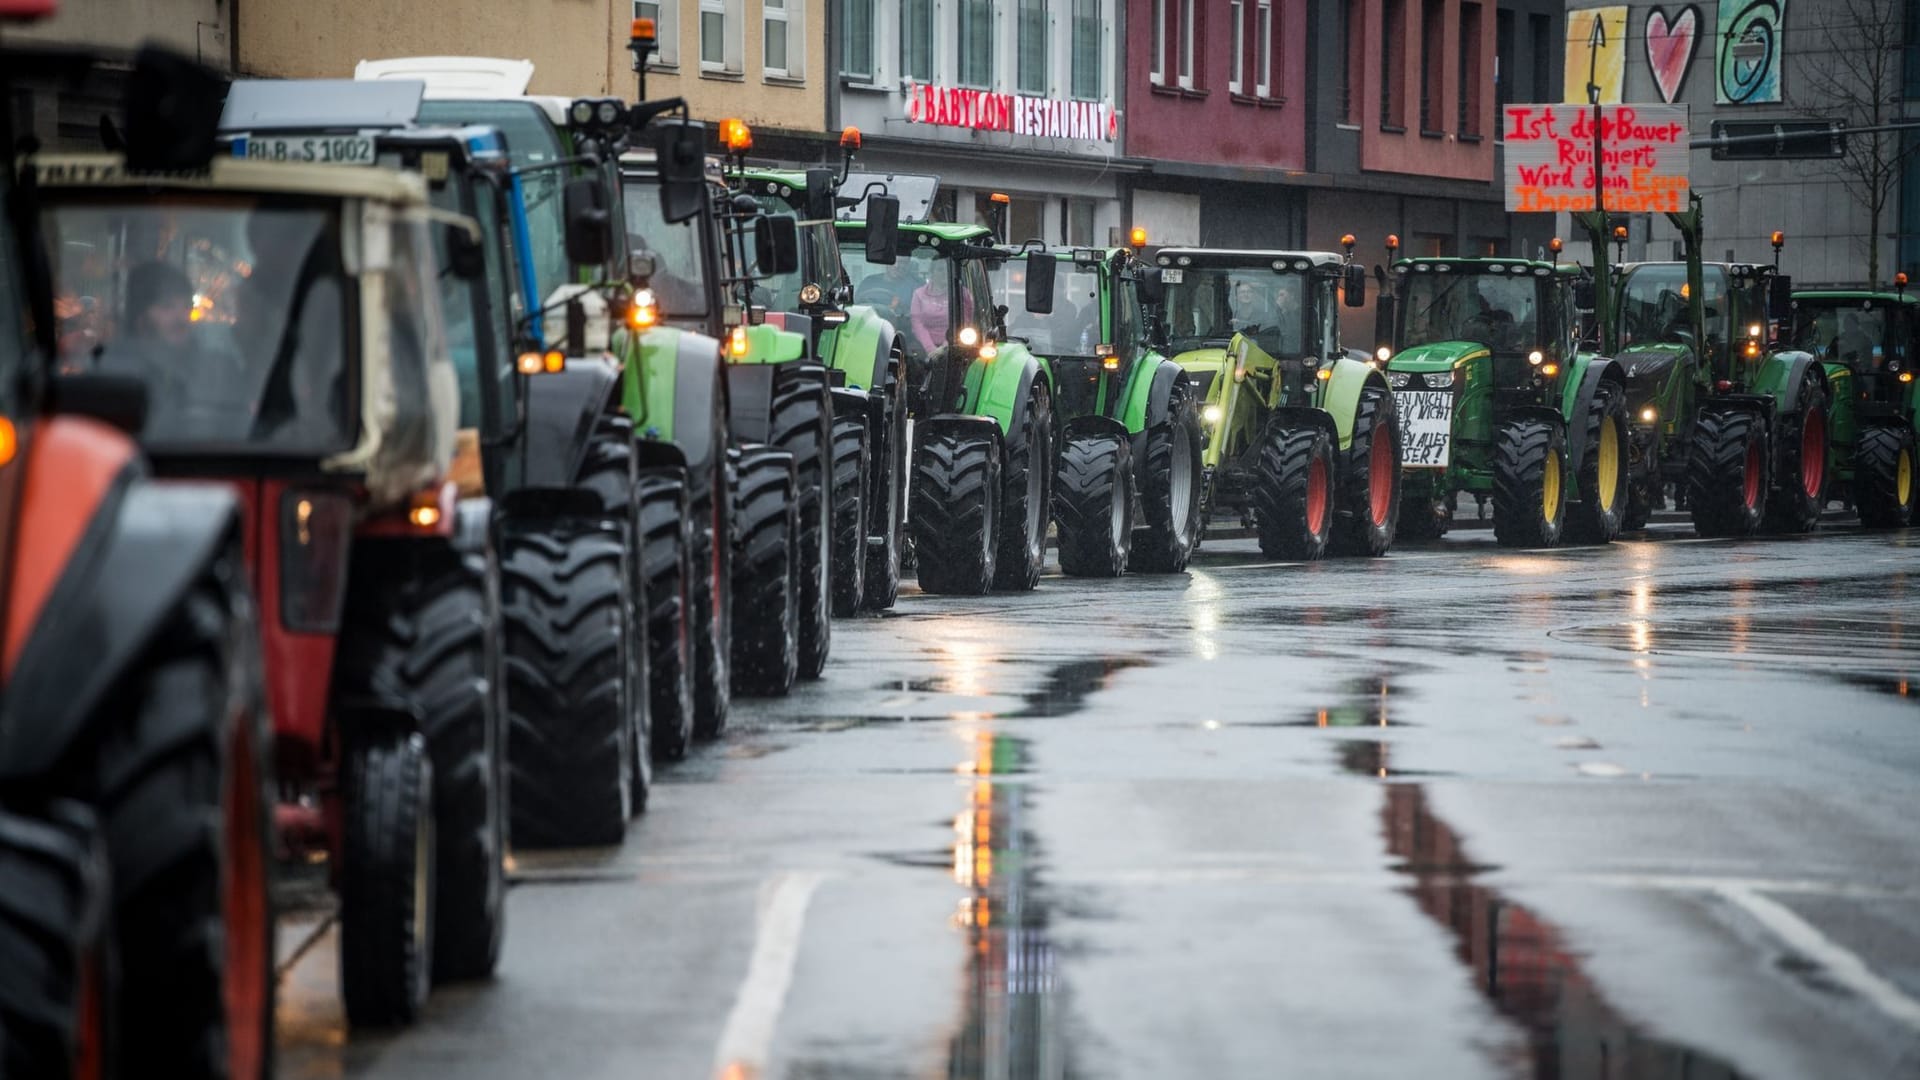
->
1790 288 1918 409
1385 257 1578 410
997 246 1164 422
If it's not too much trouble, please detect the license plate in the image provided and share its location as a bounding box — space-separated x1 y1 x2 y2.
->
1396 390 1454 468
232 134 376 165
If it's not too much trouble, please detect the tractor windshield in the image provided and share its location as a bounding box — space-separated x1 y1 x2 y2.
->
46 195 356 454
841 241 976 362
1162 267 1308 358
1791 299 1905 371
417 100 570 303
1618 264 1730 351
622 179 710 318
742 214 838 314
1398 269 1538 353
998 260 1102 357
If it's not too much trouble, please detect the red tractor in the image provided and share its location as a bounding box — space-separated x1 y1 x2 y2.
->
0 36 275 1080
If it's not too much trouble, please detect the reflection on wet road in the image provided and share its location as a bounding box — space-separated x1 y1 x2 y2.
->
278 523 1920 1079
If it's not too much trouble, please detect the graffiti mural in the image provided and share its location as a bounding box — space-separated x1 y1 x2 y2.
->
1717 0 1785 104
1564 6 1628 104
1644 6 1701 104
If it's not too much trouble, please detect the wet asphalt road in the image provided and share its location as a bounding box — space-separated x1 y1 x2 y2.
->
278 516 1920 1079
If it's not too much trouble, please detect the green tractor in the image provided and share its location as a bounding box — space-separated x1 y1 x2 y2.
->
1145 244 1398 559
994 243 1205 573
726 133 910 613
1584 199 1831 536
1787 279 1919 527
1375 244 1629 547
835 206 1057 593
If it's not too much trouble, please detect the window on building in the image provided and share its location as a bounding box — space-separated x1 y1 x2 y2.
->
1018 0 1047 94
901 0 933 81
1150 0 1165 85
1494 8 1513 112
841 0 874 79
1064 198 1096 245
1338 0 1356 120
1419 0 1442 132
1414 232 1447 257
1229 0 1244 95
958 0 994 87
1177 0 1196 90
1907 4 1920 100
1459 1 1482 136
634 1 679 67
701 0 742 74
1529 13 1551 104
765 0 800 78
1381 0 1406 129
1071 0 1101 99
1256 0 1272 98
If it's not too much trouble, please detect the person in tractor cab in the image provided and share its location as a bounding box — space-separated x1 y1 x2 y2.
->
1836 311 1875 367
858 259 918 323
1229 278 1272 331
911 267 964 357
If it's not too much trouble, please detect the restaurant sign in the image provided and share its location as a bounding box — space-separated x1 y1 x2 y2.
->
904 82 1117 143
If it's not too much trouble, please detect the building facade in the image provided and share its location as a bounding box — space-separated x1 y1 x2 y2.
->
822 0 1129 244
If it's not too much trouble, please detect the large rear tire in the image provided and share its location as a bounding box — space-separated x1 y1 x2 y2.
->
1764 371 1829 533
1564 383 1629 544
993 382 1053 591
1687 408 1768 537
1054 431 1134 577
637 469 695 763
830 415 871 615
501 526 632 847
768 368 833 679
912 428 1002 594
340 730 434 1028
0 802 112 1079
862 347 909 611
1253 424 1335 560
1854 424 1918 528
731 448 801 697
1330 385 1403 557
1492 417 1568 548
692 452 733 739
1132 378 1203 572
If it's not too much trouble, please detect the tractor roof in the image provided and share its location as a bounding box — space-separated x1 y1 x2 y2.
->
1394 256 1575 278
836 219 991 243
31 152 428 205
1154 248 1345 271
1793 289 1919 306
355 57 570 123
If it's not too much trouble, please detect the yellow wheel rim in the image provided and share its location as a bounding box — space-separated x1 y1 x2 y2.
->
1596 419 1620 512
1900 448 1913 506
1542 449 1562 524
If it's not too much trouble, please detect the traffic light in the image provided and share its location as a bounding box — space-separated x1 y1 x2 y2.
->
1708 120 1846 160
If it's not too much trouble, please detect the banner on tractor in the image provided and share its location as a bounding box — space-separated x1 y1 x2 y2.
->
1503 103 1690 214
903 81 1117 143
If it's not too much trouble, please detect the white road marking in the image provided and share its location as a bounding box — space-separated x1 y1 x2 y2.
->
712 871 828 1078
1717 885 1920 1032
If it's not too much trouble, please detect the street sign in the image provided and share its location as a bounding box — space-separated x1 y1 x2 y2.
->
1504 103 1690 214
1707 120 1847 160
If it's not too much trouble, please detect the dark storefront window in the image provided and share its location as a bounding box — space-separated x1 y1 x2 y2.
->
901 0 933 81
1072 0 1102 99
958 0 995 87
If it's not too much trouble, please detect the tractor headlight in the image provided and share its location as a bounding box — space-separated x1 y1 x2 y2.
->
1375 346 1392 363
1638 405 1658 424
1203 404 1223 426
1425 371 1454 389
957 326 980 347
1527 349 1545 366
1386 371 1411 389
799 283 823 305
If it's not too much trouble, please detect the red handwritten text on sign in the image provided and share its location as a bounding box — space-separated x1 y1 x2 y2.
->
1503 103 1690 213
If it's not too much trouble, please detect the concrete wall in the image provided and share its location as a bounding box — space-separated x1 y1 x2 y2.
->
10 0 230 68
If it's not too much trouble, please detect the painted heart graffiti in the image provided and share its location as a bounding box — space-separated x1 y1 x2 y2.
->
1644 5 1700 104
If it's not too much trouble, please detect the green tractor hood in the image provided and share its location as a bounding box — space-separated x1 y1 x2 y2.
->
1389 340 1488 372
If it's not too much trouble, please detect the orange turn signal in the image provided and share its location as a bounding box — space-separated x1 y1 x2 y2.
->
1385 234 1400 250
1900 372 1914 384
729 325 749 357
630 16 655 41
1541 362 1560 377
544 350 566 373
0 417 15 466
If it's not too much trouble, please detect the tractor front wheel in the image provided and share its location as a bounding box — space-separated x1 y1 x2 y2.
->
637 469 695 763
1253 424 1335 560
1854 424 1918 528
1492 418 1568 548
1132 379 1204 572
830 415 871 615
768 369 833 679
1764 372 1829 533
1330 386 1402 557
912 429 1002 594
1687 409 1768 537
1054 430 1133 577
340 730 435 1028
1564 383 1629 544
994 383 1053 591
731 448 801 697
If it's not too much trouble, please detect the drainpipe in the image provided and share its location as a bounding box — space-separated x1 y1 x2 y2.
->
823 0 839 164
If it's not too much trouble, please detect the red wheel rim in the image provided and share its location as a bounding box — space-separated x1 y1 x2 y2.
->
1367 432 1393 527
1800 408 1826 498
75 949 102 1080
1743 432 1761 510
1307 454 1330 535
223 716 267 1079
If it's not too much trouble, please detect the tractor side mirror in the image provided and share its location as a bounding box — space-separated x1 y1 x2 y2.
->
1374 294 1398 350
1024 252 1056 314
1134 266 1165 307
563 178 612 268
864 195 901 264
1343 263 1367 307
1768 274 1794 321
122 46 227 172
804 167 836 220
756 214 800 276
1572 279 1597 310
654 120 707 224
445 222 487 280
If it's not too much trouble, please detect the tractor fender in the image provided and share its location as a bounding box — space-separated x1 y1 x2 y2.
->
670 331 727 481
1700 393 1775 421
633 437 690 472
830 386 871 428
1319 357 1387 451
971 351 1048 444
1504 404 1568 437
1122 356 1188 436
1752 350 1827 416
1061 413 1131 444
0 477 241 781
919 413 1006 458
822 305 891 391
521 355 620 491
726 364 779 445
1559 357 1627 481
497 485 605 521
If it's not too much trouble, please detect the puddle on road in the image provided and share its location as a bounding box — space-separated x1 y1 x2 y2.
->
1251 673 1418 728
1336 739 1452 779
1005 657 1151 719
1383 786 1745 1077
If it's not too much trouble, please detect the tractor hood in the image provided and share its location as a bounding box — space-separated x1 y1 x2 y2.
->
1170 345 1229 404
1617 343 1690 385
1388 340 1487 372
